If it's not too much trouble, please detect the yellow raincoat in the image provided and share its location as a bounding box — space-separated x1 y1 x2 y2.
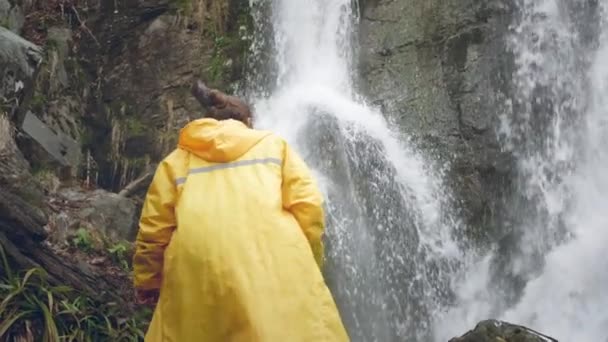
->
133 118 349 341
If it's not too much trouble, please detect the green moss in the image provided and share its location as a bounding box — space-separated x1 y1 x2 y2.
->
30 93 47 112
65 57 89 93
209 39 229 82
125 116 147 136
45 38 59 51
169 0 193 15
79 127 94 147
30 162 53 177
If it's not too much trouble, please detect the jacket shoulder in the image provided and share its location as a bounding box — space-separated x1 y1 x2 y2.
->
155 148 189 180
163 148 189 164
254 132 290 157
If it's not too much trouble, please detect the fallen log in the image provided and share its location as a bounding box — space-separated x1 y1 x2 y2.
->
1 117 131 308
0 190 129 306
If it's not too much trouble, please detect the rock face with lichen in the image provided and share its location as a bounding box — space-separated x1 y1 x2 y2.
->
359 0 516 244
450 320 558 342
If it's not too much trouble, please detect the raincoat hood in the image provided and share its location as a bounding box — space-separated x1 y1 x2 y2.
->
178 118 271 163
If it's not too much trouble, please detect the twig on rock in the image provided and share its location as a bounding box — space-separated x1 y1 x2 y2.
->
70 5 100 47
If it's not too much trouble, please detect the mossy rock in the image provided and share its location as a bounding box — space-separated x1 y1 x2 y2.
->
450 320 558 342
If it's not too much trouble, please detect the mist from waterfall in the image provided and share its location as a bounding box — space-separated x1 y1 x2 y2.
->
436 1 608 341
243 0 608 340
246 0 464 340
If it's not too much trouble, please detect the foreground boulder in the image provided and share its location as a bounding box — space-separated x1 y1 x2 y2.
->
51 187 139 241
450 320 558 342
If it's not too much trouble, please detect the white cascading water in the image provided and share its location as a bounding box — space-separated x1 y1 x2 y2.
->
437 1 608 341
247 0 463 341
245 0 608 340
502 0 608 339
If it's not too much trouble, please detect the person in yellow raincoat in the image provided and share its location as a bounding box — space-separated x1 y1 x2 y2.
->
132 80 349 341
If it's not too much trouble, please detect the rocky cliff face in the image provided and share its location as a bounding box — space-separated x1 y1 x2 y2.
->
359 0 516 243
4 0 252 194
1 0 253 282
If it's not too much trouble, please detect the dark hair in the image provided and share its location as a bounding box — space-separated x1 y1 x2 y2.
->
191 80 253 125
205 90 253 124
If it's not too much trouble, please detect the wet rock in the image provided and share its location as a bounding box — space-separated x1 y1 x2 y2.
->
450 320 558 342
359 0 515 243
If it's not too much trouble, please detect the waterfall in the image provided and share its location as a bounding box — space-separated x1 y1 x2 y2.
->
246 0 463 340
437 1 608 341
502 1 608 339
243 0 608 340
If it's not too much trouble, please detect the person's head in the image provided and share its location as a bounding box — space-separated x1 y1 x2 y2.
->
191 80 253 127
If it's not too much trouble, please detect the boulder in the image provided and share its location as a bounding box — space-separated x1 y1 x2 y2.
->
450 320 558 342
20 110 81 169
0 26 42 117
49 187 139 244
0 115 46 207
0 26 41 78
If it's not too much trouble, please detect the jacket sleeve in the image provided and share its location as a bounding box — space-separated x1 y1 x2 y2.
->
132 159 178 290
281 142 326 270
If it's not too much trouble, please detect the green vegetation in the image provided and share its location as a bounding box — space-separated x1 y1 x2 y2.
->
209 34 232 82
29 93 47 113
0 244 150 341
71 228 94 252
107 241 132 272
70 229 134 273
124 117 147 136
170 0 193 15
